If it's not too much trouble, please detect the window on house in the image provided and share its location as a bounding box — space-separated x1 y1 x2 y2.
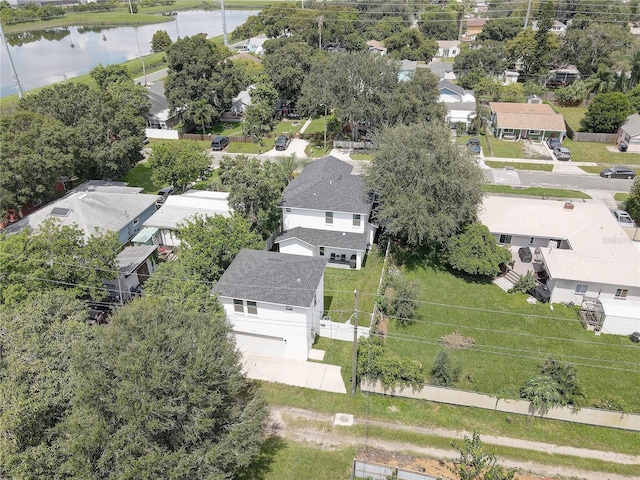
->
575 284 588 294
285 306 293 311
503 128 515 134
615 289 628 299
133 218 139 226
528 130 541 135
353 214 361 227
285 208 291 212
528 237 535 245
247 301 257 315
325 212 333 224
233 299 244 313
499 234 512 244
319 246 325 256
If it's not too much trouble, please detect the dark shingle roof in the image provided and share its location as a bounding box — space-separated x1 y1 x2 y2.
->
621 113 640 137
275 227 369 251
211 249 327 307
116 245 157 276
438 80 464 96
281 156 372 214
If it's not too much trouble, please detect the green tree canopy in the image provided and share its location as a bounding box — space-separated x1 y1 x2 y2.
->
419 5 459 40
365 121 485 247
581 92 632 133
178 213 263 282
151 29 172 52
384 28 437 62
445 222 511 277
149 140 211 193
624 177 640 223
263 39 319 104
90 63 131 89
0 219 120 305
451 431 517 480
453 41 507 89
186 98 217 134
384 69 447 126
477 18 523 41
59 297 268 478
218 155 287 238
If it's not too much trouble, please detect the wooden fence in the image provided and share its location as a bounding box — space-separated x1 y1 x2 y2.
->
564 122 617 143
179 133 256 143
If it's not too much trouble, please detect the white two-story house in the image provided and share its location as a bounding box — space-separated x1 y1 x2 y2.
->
212 249 327 360
274 156 377 270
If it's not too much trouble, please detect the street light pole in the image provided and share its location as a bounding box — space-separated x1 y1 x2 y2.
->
323 104 328 152
0 19 23 99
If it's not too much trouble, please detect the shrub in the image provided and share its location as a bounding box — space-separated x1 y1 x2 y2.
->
358 336 426 389
509 271 537 294
431 349 461 387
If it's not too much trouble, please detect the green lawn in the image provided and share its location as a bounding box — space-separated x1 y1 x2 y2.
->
554 105 587 131
118 161 164 193
614 192 630 202
350 152 373 161
226 138 274 154
484 185 591 199
563 139 640 165
273 118 305 136
484 136 525 158
306 145 331 158
323 245 385 325
484 161 554 171
212 122 244 136
304 114 334 135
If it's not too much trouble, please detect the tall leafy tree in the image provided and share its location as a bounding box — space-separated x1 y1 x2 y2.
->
148 140 211 192
0 219 120 306
365 121 485 247
58 297 268 478
187 98 217 134
218 155 287 238
178 213 263 282
151 29 172 52
384 28 437 62
89 63 131 89
477 18 522 42
581 92 632 133
453 41 506 89
0 290 96 478
419 4 459 40
445 222 511 277
384 68 447 125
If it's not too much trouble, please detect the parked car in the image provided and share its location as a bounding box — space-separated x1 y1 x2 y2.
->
530 284 551 303
600 166 636 179
546 137 562 149
211 135 230 150
465 138 481 154
553 146 571 161
275 135 291 151
157 186 176 197
613 210 636 227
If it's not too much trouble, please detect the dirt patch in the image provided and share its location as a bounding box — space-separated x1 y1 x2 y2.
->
440 332 475 350
358 447 552 480
522 140 552 160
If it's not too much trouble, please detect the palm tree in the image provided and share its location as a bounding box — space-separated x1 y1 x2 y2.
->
188 99 216 134
585 64 614 94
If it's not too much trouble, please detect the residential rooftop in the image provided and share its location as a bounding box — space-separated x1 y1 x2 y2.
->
144 190 231 230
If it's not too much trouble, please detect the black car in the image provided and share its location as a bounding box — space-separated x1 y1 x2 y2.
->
465 138 481 154
600 166 636 179
546 137 562 149
530 284 551 303
275 135 291 151
211 135 230 150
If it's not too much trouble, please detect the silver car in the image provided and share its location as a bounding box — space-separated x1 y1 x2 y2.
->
553 146 571 161
613 210 636 227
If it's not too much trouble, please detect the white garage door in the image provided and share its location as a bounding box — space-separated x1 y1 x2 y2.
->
234 332 285 356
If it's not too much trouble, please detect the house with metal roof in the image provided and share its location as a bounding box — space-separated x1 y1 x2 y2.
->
274 156 376 270
489 101 566 142
479 196 640 335
438 80 476 129
104 245 158 303
2 181 158 244
617 113 640 153
138 190 231 247
212 249 327 360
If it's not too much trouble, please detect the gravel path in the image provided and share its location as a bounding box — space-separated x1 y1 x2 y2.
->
269 406 639 480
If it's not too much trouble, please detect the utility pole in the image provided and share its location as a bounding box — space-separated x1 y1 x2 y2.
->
318 16 323 50
351 290 358 396
457 6 465 42
220 0 228 48
0 19 23 99
524 0 532 28
323 104 328 152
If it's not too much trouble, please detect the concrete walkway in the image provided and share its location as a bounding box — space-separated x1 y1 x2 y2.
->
242 353 347 394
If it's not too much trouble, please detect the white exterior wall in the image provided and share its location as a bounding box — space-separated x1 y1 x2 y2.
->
283 208 366 234
158 228 181 247
447 109 476 126
278 238 314 256
548 278 640 304
494 233 566 249
601 315 640 336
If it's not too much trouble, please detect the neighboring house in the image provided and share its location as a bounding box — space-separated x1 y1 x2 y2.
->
3 181 158 244
436 40 461 58
247 35 268 55
398 59 418 82
366 39 387 55
275 156 376 270
230 85 255 116
146 80 178 130
426 61 456 80
532 20 567 35
438 80 476 129
617 113 640 153
463 18 487 41
489 101 566 141
503 70 519 85
138 190 231 247
479 196 640 334
104 245 157 303
212 249 327 360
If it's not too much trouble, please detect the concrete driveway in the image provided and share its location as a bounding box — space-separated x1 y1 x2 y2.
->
242 353 347 394
261 138 309 158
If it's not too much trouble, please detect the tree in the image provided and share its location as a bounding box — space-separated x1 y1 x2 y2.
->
581 92 632 133
0 219 120 306
506 27 559 78
90 63 131 89
378 271 420 327
451 431 517 480
585 64 615 94
477 18 522 41
453 41 506 89
444 222 511 277
519 374 563 415
419 5 459 40
365 121 485 247
58 297 268 478
384 69 447 126
151 29 172 52
263 39 317 104
520 357 586 414
624 177 640 223
149 141 211 193
187 98 217 134
178 213 263 282
218 155 287 238
384 28 437 62
431 349 461 387
0 290 96 478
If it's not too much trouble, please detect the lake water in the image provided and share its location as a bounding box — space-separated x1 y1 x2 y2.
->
0 9 258 98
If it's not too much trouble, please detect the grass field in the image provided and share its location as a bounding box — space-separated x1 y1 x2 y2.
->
554 105 587 131
484 161 554 171
350 152 373 161
118 161 164 193
614 193 630 202
484 185 591 199
563 139 640 165
484 136 525 158
304 114 333 135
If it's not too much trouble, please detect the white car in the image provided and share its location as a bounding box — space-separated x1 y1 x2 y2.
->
613 210 636 227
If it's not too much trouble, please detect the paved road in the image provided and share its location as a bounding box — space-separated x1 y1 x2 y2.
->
485 169 634 192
